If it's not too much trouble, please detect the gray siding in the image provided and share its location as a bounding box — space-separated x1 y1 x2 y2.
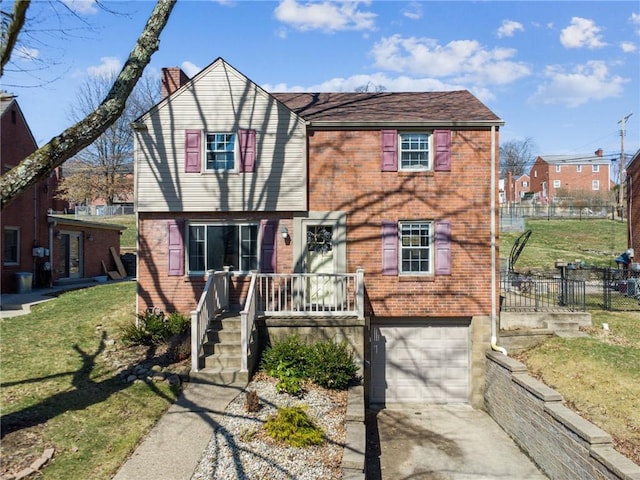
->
135 61 307 212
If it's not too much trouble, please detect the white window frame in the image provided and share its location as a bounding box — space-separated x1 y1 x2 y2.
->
555 165 561 173
576 165 582 173
522 181 529 188
186 222 258 274
3 227 19 265
204 132 237 172
592 164 600 173
399 132 432 171
553 180 561 188
592 180 600 190
399 221 433 275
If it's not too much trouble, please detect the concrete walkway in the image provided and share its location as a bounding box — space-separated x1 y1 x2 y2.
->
112 379 244 480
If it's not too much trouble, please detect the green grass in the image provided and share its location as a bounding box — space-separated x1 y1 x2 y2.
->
51 214 136 250
501 218 627 271
0 282 181 479
505 219 640 463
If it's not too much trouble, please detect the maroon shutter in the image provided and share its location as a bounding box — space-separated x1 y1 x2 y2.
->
167 220 185 276
260 219 277 273
434 129 451 171
185 130 201 173
381 130 398 171
381 221 398 275
435 220 451 275
239 129 256 173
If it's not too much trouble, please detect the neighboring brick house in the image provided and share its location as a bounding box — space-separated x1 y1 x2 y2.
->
529 149 612 202
627 149 640 256
1 93 126 292
133 58 504 406
503 171 530 204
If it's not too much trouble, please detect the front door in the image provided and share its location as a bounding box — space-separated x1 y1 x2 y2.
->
59 232 83 279
306 225 335 306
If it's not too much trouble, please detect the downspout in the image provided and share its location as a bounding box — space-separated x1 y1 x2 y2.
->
491 125 507 355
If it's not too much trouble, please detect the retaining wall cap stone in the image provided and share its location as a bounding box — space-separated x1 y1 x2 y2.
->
513 373 563 402
544 402 612 444
590 445 640 480
486 350 528 373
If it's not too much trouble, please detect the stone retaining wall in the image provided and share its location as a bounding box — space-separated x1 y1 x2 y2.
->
485 351 640 480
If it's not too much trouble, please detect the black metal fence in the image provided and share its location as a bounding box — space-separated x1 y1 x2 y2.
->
501 268 640 312
500 272 586 312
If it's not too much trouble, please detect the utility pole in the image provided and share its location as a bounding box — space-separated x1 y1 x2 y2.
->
618 113 632 221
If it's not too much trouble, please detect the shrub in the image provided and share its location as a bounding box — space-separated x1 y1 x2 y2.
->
121 309 190 346
264 406 324 447
306 340 358 390
260 335 309 380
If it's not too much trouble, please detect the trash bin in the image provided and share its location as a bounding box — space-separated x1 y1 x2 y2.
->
15 272 33 294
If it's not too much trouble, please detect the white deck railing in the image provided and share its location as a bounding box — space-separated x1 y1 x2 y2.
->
190 270 229 372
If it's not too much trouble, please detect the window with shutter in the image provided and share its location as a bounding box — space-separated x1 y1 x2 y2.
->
167 220 185 276
381 221 398 275
239 129 256 173
260 219 277 273
185 130 201 173
434 220 451 275
381 130 398 171
434 130 451 171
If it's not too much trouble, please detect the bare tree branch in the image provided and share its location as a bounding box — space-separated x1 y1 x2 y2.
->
0 0 30 76
0 0 176 209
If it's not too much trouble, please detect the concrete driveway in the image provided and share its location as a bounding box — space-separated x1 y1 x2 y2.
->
366 405 549 480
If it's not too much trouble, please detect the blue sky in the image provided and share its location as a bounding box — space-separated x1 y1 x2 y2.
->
3 0 639 163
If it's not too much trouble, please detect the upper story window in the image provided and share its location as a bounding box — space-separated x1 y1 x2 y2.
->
187 223 258 273
522 181 529 188
399 221 432 274
592 164 600 173
555 165 561 173
576 165 582 173
534 171 538 178
553 180 561 188
3 227 19 265
399 133 431 171
205 133 236 171
592 180 600 190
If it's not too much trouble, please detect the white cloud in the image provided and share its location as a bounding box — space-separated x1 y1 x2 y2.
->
560 17 606 49
15 46 40 61
402 2 422 21
529 61 628 107
181 61 201 78
60 0 98 15
620 41 637 53
631 12 640 34
274 0 376 33
369 35 531 85
497 20 524 38
87 57 121 78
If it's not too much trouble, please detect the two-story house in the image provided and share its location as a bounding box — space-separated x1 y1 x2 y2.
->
502 171 531 204
628 149 640 257
133 58 504 406
529 149 612 202
1 93 126 293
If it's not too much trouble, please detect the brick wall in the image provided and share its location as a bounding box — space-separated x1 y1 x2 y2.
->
485 351 640 480
308 128 497 318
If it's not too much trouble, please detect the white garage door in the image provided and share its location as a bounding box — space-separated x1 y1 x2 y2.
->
370 322 470 404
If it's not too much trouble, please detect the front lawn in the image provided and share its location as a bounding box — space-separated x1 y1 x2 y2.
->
0 282 185 479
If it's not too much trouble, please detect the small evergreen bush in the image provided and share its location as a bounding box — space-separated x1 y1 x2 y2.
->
260 335 309 380
121 309 190 346
264 406 324 447
306 340 358 390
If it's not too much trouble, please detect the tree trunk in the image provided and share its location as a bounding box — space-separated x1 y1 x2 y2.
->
0 0 176 209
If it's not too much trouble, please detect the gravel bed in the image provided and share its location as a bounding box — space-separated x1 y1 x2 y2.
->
191 373 347 480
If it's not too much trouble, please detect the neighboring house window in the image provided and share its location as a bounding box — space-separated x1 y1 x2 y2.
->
522 181 528 188
382 220 451 276
381 129 450 172
592 165 600 172
534 171 537 178
3 227 19 264
187 223 258 272
592 180 600 190
400 133 431 170
555 165 561 173
576 165 582 173
553 180 561 188
205 133 236 170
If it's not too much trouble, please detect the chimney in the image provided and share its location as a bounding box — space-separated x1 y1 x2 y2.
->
161 67 189 98
594 148 603 157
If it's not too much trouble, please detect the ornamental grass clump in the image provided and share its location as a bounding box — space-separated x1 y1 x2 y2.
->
264 406 324 447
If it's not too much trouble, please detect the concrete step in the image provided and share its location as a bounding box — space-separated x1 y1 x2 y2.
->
203 341 242 356
204 353 241 370
189 368 248 385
